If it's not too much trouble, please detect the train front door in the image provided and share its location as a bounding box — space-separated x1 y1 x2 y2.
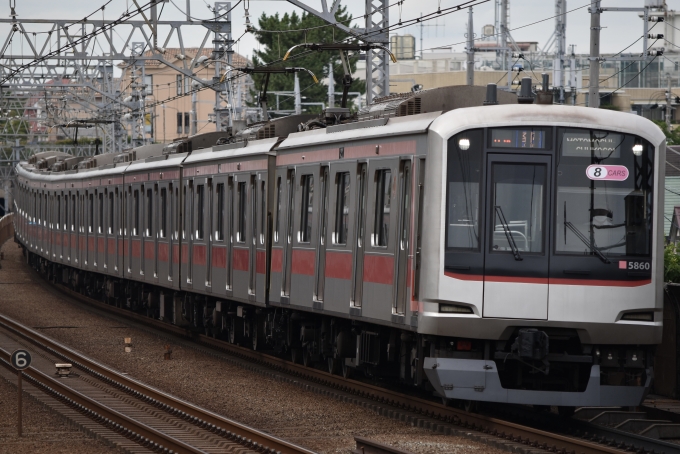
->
482 154 551 320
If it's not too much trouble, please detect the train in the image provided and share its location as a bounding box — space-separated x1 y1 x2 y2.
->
13 81 665 410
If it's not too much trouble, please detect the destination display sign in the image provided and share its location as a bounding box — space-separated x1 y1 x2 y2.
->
490 129 546 149
563 131 622 158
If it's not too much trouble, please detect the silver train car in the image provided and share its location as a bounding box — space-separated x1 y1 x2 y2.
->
13 85 664 409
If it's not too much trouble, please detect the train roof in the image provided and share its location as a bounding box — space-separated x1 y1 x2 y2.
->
183 137 278 166
429 104 666 147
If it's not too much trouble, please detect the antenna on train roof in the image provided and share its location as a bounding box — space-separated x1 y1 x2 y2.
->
224 66 319 121
283 43 397 109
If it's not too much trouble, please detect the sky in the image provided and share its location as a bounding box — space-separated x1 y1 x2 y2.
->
0 0 676 66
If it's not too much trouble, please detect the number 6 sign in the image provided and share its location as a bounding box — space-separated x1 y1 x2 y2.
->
11 350 31 370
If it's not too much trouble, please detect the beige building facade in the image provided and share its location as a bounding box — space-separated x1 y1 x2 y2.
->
119 48 251 144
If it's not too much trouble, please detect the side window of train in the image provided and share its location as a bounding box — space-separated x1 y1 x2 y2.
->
260 180 266 245
373 169 392 247
56 194 61 230
274 177 282 243
71 195 75 231
172 185 178 240
333 172 350 245
160 187 167 238
133 189 140 236
99 192 104 234
146 187 153 238
237 182 246 243
182 186 187 239
196 184 204 240
109 192 114 235
89 191 94 233
299 174 314 243
216 183 224 241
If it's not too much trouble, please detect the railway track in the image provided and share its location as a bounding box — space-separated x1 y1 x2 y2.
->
0 313 315 454
40 281 672 454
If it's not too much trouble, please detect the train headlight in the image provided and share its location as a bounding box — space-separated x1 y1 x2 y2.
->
439 303 473 314
632 143 643 156
458 138 470 150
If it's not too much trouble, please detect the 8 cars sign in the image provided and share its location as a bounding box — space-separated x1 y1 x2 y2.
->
586 165 629 181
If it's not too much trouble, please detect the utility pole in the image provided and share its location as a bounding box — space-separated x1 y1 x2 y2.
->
466 8 475 86
555 0 567 104
667 74 673 128
570 44 577 106
294 73 302 115
191 89 198 135
588 0 601 108
500 0 511 90
287 0 390 104
328 62 335 108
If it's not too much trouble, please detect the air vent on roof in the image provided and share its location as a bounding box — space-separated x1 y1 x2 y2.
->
256 123 275 140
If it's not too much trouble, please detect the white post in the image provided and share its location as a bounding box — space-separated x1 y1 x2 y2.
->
328 62 335 108
588 0 601 108
466 7 475 86
294 73 301 115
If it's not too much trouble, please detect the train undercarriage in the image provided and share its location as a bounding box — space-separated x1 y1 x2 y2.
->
25 247 654 408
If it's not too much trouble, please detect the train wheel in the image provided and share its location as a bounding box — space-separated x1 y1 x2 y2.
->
302 349 311 367
291 348 302 364
250 321 258 351
327 357 338 374
341 360 352 379
463 400 478 413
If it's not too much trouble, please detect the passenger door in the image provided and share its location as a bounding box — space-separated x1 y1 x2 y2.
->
482 154 551 319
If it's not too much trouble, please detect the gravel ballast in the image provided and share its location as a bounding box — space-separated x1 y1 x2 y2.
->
0 241 505 454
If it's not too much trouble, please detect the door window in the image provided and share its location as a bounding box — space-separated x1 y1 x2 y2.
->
373 169 391 247
490 163 546 254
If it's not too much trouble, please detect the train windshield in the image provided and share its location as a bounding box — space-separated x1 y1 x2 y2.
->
556 128 654 258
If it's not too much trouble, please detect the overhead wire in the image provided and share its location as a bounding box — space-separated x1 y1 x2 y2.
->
1 0 159 84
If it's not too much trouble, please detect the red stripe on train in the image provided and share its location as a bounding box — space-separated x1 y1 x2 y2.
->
212 246 227 268
363 254 394 285
444 271 651 287
144 241 155 260
193 244 206 266
292 249 315 276
325 251 352 280
256 251 266 274
131 239 141 258
158 243 169 262
233 248 249 271
271 248 283 273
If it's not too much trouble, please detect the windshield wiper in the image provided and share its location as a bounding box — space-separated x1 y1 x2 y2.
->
564 221 610 264
494 206 523 261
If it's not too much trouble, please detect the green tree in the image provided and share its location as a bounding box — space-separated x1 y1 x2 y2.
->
250 8 365 114
665 243 680 283
653 120 680 145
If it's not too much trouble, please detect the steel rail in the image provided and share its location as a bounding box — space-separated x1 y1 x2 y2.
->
0 313 315 454
0 347 205 454
45 283 630 454
352 436 416 454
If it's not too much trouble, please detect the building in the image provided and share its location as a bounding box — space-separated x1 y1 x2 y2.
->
118 48 251 144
